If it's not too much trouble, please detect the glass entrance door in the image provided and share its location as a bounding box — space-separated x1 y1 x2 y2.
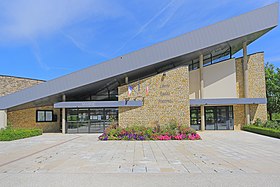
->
89 108 104 133
205 107 216 130
205 106 234 130
66 108 118 133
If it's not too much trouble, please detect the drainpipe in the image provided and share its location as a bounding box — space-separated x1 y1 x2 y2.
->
199 54 205 131
243 42 250 125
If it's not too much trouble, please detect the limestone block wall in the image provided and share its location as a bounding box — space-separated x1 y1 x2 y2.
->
118 66 190 127
0 75 44 97
8 106 60 133
247 52 267 122
234 52 267 129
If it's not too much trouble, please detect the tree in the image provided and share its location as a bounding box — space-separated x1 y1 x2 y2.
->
265 63 280 120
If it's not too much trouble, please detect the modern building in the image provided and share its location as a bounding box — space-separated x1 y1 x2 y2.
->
0 3 278 133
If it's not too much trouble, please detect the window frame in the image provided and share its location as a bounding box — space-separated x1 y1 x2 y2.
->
36 110 54 122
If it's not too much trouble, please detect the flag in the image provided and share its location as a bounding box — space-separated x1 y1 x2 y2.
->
128 85 133 96
146 85 149 96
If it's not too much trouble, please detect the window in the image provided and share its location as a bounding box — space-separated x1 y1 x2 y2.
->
36 110 54 122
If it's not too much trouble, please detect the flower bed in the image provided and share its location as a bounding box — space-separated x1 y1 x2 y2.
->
98 122 201 141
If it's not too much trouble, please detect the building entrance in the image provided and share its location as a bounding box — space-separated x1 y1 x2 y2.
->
66 108 118 133
205 106 234 130
190 106 234 130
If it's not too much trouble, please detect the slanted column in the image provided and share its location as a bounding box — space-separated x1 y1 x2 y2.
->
199 54 205 131
125 77 129 84
0 110 7 129
62 95 66 134
243 42 250 125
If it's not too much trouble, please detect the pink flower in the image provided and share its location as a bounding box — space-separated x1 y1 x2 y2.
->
157 135 171 140
188 133 201 140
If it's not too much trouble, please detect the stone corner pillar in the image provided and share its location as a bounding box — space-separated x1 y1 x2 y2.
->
0 110 7 129
62 95 66 134
243 42 250 125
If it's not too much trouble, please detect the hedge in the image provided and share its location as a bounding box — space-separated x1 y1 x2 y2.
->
242 125 280 139
0 128 43 141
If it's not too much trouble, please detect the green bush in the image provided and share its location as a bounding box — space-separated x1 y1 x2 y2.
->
242 125 280 139
0 128 43 141
252 119 280 130
265 120 280 130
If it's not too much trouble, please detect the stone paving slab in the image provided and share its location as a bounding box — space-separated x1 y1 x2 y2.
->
0 131 279 186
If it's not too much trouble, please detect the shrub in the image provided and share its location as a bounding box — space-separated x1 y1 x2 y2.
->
242 125 280 139
0 128 43 141
265 120 280 130
251 119 280 130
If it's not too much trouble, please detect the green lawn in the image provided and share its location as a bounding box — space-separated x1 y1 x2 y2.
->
0 128 43 141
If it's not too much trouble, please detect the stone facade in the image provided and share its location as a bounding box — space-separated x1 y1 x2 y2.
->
233 105 245 130
234 52 267 129
0 75 44 97
8 106 61 133
118 66 190 128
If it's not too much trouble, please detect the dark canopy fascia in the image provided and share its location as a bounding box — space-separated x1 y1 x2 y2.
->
190 98 267 106
54 101 143 108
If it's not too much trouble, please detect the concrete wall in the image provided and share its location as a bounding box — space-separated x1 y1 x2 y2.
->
0 75 44 97
234 52 267 129
118 66 190 127
189 58 237 99
0 110 7 129
8 106 60 132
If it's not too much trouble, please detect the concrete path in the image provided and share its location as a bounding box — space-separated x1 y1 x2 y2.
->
0 131 279 186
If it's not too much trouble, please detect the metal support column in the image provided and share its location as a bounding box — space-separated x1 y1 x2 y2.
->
62 94 66 134
199 54 205 131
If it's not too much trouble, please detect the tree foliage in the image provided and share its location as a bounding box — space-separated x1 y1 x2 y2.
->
265 63 280 120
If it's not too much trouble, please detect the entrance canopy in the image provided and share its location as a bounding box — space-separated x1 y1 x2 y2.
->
54 100 143 108
190 98 267 106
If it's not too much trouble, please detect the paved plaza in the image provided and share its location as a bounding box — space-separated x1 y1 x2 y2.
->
0 131 279 186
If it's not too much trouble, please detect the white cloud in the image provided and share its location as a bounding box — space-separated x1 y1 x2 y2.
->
0 0 124 41
112 0 179 55
62 31 111 58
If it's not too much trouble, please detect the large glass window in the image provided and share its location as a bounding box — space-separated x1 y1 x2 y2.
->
36 110 54 122
205 106 234 130
66 108 118 133
190 107 201 130
190 106 234 130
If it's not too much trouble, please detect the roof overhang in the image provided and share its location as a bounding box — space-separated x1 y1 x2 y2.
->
54 101 143 108
190 98 267 106
0 3 278 110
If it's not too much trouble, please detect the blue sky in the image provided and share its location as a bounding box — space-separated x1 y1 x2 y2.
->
0 0 279 80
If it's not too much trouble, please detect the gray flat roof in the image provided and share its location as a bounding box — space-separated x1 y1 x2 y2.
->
190 98 267 106
0 3 278 110
54 101 143 108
